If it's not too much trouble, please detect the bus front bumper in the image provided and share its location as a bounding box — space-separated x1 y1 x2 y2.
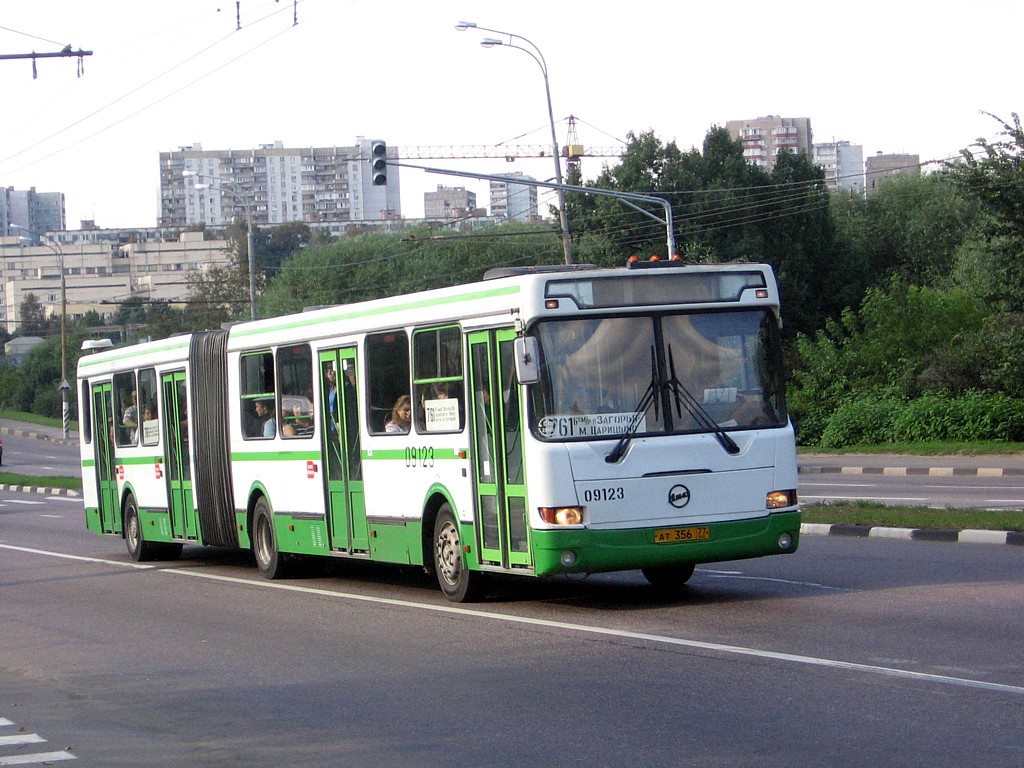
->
530 510 801 576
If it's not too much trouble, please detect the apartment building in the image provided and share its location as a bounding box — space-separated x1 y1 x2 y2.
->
2 187 66 238
489 173 538 222
812 141 864 194
865 152 921 195
424 185 480 221
0 229 230 333
159 138 401 228
726 116 813 171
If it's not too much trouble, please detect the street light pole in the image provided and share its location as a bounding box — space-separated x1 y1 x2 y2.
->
12 225 69 439
456 21 573 265
184 171 258 320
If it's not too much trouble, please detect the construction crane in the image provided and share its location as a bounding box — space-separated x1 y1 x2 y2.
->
397 117 623 166
396 144 623 162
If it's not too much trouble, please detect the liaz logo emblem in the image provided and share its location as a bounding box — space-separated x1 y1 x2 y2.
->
668 484 691 508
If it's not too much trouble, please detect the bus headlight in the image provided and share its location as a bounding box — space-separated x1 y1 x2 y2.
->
539 506 584 525
766 490 797 509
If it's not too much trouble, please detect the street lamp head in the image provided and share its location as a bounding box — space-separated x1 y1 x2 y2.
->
481 37 502 48
194 183 210 191
182 170 199 178
455 21 476 31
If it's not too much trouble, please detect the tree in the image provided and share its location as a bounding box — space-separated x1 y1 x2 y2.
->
946 112 1024 310
186 220 264 328
260 223 561 317
19 293 48 335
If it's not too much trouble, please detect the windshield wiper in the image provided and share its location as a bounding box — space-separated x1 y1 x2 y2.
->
606 346 659 464
667 347 740 455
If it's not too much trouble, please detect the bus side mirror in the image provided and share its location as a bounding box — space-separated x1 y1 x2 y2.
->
514 336 540 385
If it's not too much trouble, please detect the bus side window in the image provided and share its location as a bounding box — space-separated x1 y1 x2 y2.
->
365 331 410 434
80 379 92 444
277 344 313 438
113 370 138 447
138 367 159 446
240 350 276 439
413 326 464 433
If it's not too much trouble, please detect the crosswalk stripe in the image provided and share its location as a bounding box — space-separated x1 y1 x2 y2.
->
0 751 77 765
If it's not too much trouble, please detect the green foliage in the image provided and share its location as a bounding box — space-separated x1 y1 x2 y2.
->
946 112 1024 311
568 127 844 338
18 293 47 334
818 392 904 449
790 281 989 443
892 391 1024 443
818 390 1024 448
259 223 563 317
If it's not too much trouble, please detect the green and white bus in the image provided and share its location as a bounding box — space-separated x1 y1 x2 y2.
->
77 259 799 601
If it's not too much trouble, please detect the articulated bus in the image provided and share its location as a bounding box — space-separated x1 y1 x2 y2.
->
77 259 800 601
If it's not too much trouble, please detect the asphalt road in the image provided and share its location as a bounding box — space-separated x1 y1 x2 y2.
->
1 491 1021 767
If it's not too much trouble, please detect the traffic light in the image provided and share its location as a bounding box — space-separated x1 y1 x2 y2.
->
370 141 387 186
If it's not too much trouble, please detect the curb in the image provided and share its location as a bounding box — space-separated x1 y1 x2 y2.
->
799 465 1024 477
801 522 1024 546
0 483 80 497
0 426 76 445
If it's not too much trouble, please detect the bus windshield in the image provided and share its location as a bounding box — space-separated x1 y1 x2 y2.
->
530 309 787 441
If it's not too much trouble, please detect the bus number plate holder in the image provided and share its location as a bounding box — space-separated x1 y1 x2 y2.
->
654 526 710 544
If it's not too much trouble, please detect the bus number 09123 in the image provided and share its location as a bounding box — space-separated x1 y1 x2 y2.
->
405 446 435 468
583 486 625 503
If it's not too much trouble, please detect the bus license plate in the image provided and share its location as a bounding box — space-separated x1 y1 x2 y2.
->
654 526 710 544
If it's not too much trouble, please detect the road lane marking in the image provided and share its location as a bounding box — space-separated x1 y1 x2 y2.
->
2 542 1023 698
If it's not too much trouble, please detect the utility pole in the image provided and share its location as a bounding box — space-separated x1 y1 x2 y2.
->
0 47 93 78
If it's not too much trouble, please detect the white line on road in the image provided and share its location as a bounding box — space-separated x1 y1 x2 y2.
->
0 751 77 765
2 542 1022 698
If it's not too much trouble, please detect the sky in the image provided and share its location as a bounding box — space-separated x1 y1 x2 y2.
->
1 0 1020 230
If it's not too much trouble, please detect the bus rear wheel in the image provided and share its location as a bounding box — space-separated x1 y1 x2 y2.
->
253 497 292 579
642 563 696 591
433 505 486 603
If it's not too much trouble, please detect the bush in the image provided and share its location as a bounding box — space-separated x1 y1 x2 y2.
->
813 391 1024 447
893 391 1024 442
819 393 904 448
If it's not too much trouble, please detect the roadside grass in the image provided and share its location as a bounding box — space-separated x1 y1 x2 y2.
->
0 409 78 432
0 472 82 490
801 501 1024 533
799 440 1024 532
799 440 1024 456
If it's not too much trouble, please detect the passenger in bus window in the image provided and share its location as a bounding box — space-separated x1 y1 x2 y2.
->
385 395 411 433
254 398 276 438
122 389 138 442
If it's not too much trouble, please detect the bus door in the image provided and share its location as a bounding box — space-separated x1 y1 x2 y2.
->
91 381 120 534
319 348 369 553
468 329 531 569
161 372 196 540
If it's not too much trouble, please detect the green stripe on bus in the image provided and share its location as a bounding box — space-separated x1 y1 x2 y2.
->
116 455 164 465
78 338 191 369
232 284 521 338
362 448 467 461
231 451 322 462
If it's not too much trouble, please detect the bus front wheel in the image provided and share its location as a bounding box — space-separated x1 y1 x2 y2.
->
253 497 291 580
433 505 487 603
124 495 155 562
